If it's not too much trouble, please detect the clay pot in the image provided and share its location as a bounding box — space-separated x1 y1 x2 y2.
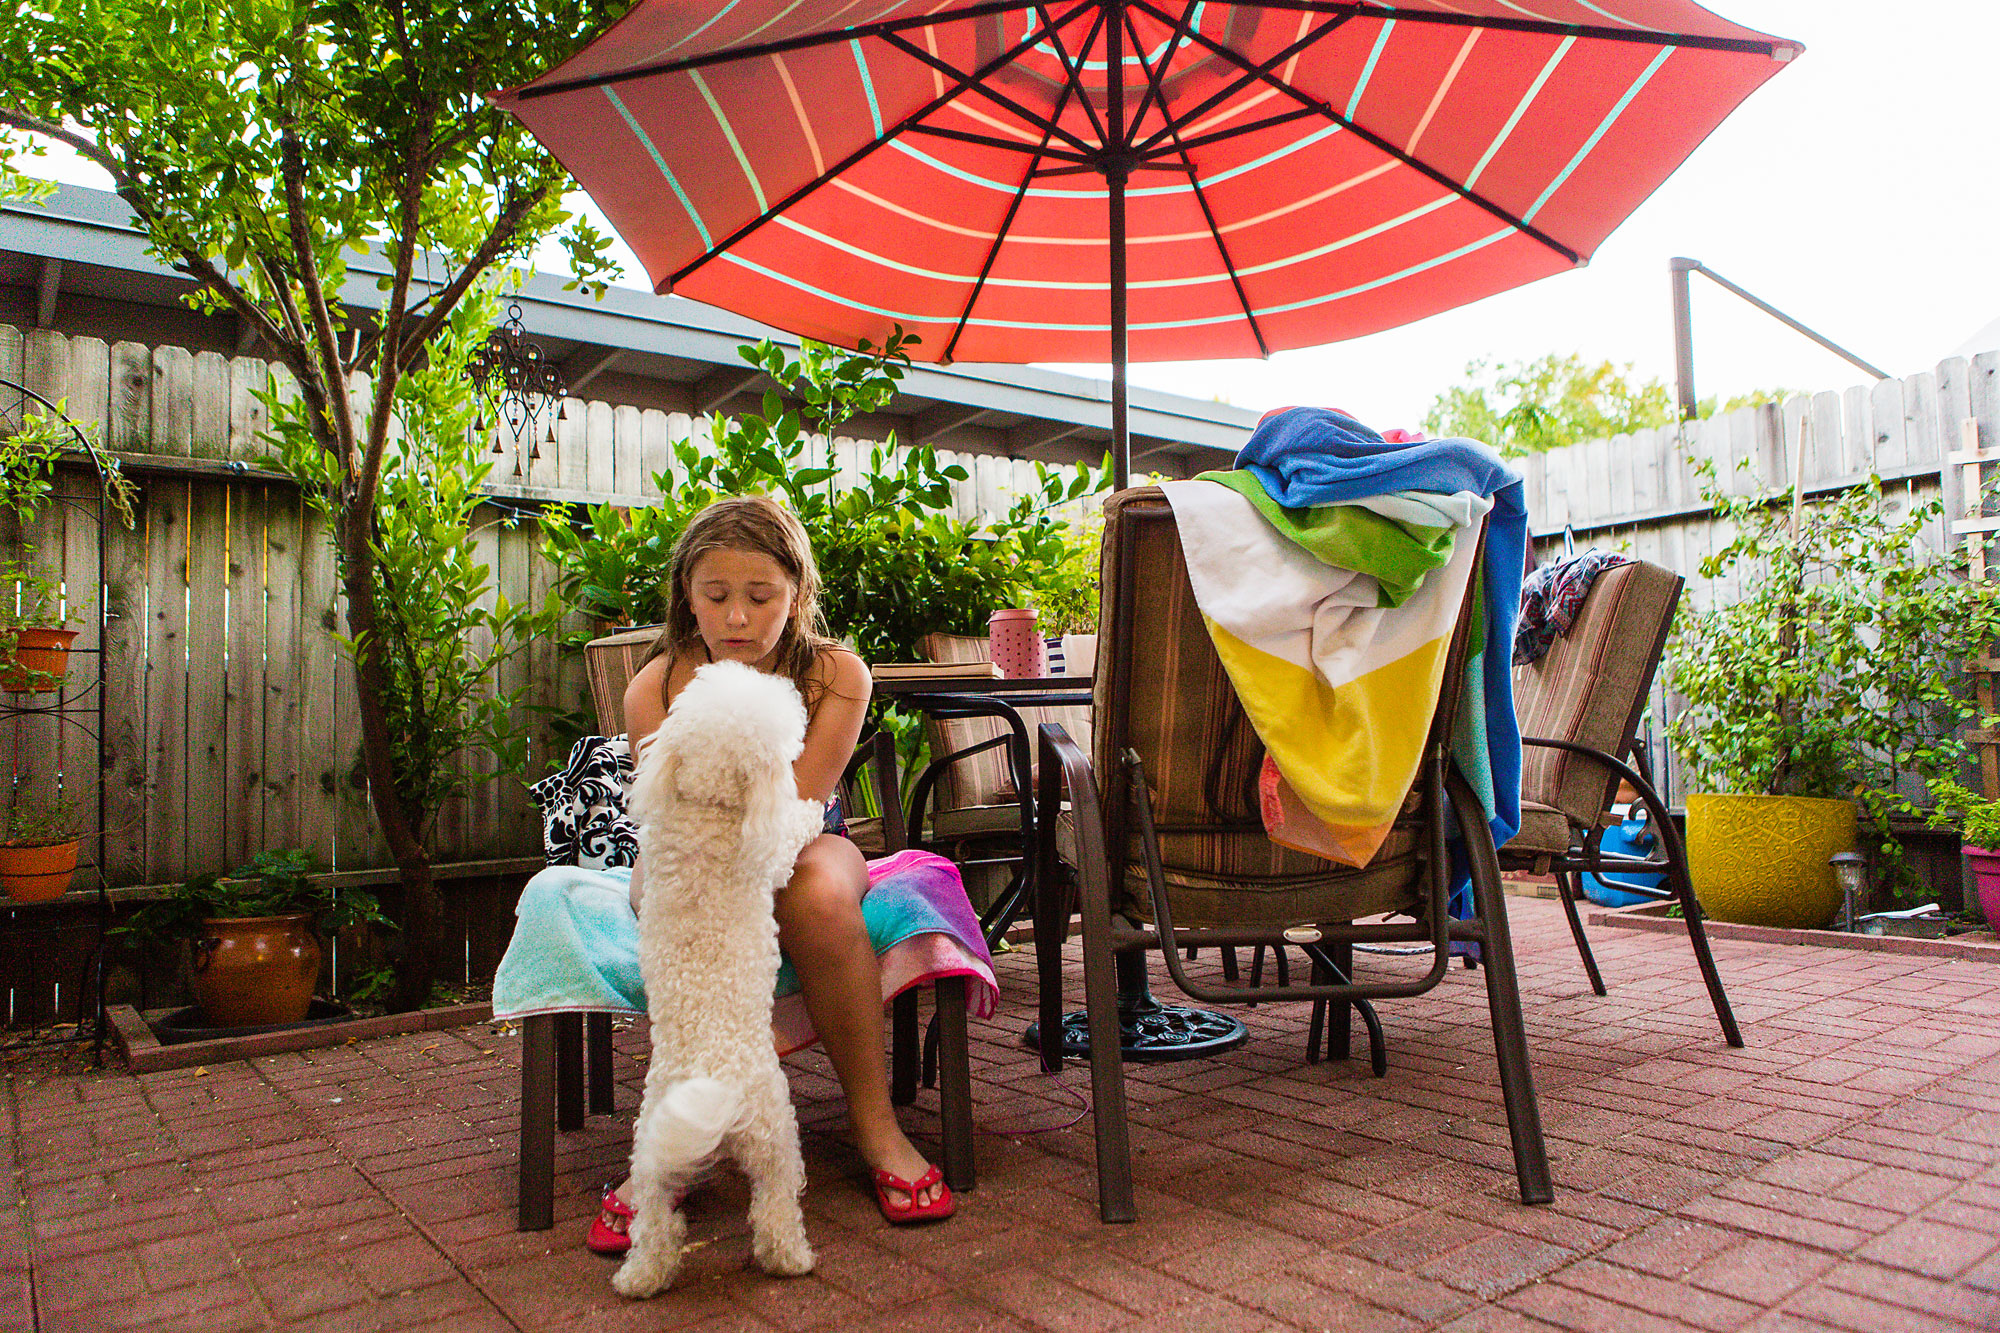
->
190 914 322 1028
0 627 78 694
1964 845 2000 931
0 839 78 903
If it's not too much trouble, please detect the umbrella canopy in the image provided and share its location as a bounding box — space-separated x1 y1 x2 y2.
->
495 0 1797 483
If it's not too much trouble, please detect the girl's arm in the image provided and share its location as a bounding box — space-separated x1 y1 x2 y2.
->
621 654 672 914
793 648 871 805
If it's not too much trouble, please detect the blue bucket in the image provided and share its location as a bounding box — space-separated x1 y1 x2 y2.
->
1580 806 1666 908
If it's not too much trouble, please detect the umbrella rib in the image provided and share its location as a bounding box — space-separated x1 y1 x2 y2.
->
1119 5 1269 359
1222 1 1794 58
906 123 1095 165
943 76 1084 365
1131 13 1353 158
1146 106 1319 159
1125 0 1202 143
665 0 1101 292
1034 2 1112 151
1132 0 1581 265
513 0 1046 99
879 29 1100 158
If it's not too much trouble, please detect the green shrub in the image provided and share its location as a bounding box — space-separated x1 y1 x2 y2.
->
1668 462 2000 899
540 330 1107 663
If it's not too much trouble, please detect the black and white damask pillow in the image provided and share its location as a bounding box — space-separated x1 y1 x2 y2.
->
529 735 638 870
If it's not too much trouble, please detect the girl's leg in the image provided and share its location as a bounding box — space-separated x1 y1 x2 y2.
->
777 834 941 1209
599 833 938 1233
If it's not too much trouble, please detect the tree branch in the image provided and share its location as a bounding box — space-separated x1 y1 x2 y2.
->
394 177 551 372
358 116 431 508
276 103 358 479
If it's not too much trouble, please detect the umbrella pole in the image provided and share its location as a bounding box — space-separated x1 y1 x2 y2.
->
1107 1 1130 493
1109 165 1129 492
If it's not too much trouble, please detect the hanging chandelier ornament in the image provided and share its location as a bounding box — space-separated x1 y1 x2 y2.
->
467 301 568 477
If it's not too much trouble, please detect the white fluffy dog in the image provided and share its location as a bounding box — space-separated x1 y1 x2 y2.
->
612 659 830 1299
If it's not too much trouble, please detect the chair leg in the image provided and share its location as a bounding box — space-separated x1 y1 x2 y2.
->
1451 772 1554 1206
1034 865 1068 1076
1555 872 1608 996
587 1013 615 1114
1246 945 1264 1005
1664 838 1745 1048
1081 927 1134 1222
555 1012 585 1132
934 977 976 1193
518 1015 555 1231
1329 940 1352 1063
1220 946 1240 983
891 989 919 1106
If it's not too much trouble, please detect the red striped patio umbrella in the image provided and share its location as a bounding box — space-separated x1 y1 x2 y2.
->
494 1 1798 486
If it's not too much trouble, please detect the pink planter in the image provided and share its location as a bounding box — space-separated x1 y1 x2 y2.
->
987 608 1047 679
1965 845 2000 930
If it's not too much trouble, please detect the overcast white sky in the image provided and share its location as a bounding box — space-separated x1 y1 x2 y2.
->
19 2 1996 433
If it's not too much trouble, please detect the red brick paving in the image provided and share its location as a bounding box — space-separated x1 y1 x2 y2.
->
6 897 2000 1332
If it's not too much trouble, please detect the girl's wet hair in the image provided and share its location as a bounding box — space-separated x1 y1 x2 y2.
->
644 495 836 702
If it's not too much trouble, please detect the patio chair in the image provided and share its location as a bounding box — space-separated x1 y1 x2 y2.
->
514 629 969 1232
1035 488 1552 1222
910 631 1094 945
1503 560 1743 1046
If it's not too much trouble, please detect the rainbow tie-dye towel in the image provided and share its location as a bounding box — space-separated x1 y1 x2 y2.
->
492 848 998 1058
1160 407 1527 870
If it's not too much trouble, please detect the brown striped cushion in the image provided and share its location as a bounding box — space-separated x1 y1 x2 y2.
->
1512 561 1680 828
584 624 667 737
1082 489 1432 930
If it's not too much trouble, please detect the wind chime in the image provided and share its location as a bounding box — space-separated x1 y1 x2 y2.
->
467 302 569 479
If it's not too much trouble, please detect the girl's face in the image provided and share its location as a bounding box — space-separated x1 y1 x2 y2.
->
686 547 796 671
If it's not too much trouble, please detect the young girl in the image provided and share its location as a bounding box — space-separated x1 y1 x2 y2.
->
589 495 951 1253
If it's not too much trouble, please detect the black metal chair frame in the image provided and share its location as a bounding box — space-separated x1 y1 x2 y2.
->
1503 571 1742 1048
1031 500 1553 1223
516 730 977 1230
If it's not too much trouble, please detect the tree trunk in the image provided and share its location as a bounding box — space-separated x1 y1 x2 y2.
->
335 501 439 1013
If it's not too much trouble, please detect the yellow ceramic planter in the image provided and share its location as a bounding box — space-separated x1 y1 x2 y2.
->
1685 793 1856 929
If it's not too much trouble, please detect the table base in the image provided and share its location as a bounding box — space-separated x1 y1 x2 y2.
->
1023 995 1248 1064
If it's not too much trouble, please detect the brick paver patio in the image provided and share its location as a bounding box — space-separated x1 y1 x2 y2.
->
5 896 1999 1332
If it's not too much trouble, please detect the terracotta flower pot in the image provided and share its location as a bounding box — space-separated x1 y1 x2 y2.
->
1963 845 2000 931
0 627 78 694
0 839 78 903
1685 793 1856 929
190 914 322 1028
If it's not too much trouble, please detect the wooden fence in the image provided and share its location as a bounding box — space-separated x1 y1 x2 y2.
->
0 323 1079 1025
1521 353 1996 803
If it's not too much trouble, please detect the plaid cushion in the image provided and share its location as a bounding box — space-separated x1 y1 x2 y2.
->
1512 561 1680 827
1081 489 1434 930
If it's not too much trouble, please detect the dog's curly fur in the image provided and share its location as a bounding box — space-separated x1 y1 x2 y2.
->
612 660 829 1299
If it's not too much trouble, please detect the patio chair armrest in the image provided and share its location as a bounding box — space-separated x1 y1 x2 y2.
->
908 731 1020 841
1518 735 1687 874
844 729 908 853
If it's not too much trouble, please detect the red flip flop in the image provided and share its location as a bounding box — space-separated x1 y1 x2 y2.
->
586 1185 635 1256
873 1165 955 1225
586 1183 689 1256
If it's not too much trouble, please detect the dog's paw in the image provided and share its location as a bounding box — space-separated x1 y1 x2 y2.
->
612 1251 678 1299
752 1231 815 1277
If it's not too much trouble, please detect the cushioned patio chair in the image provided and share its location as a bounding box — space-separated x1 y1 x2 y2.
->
1504 560 1743 1046
1034 488 1553 1222
514 628 969 1232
